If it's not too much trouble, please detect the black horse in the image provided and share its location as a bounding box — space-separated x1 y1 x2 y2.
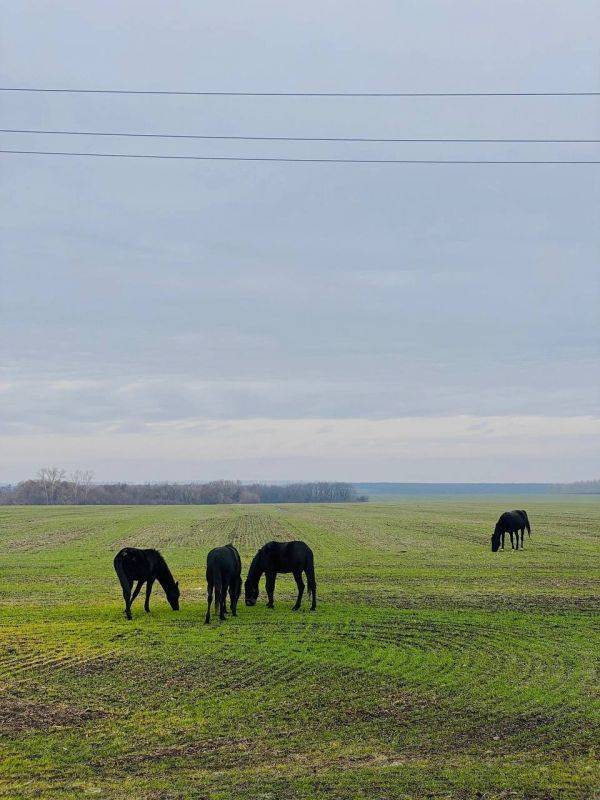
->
245 540 316 611
205 544 242 624
113 547 180 620
491 510 531 552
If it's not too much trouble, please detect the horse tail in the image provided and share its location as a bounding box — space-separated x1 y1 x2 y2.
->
213 570 224 609
113 552 130 594
520 510 532 537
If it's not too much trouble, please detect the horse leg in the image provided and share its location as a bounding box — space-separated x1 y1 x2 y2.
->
501 531 505 550
234 576 242 615
205 580 213 624
292 570 305 611
144 578 154 612
216 582 226 621
228 581 235 616
114 560 134 619
510 531 515 549
122 581 133 620
229 577 240 617
265 572 276 608
520 529 525 549
129 580 144 607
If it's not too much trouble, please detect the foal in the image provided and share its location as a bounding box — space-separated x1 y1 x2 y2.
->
205 544 242 624
113 547 180 620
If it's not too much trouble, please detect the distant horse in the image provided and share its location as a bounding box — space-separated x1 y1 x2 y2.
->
491 510 532 552
113 547 180 620
245 540 316 611
205 544 242 624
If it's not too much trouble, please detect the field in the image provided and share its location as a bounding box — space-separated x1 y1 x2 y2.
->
0 498 598 800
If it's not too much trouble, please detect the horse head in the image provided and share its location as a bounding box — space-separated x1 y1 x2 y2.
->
491 526 502 552
244 577 259 606
166 581 180 610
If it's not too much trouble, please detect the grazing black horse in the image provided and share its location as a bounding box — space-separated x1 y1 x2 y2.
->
245 540 316 611
205 544 242 624
491 510 532 552
113 547 180 620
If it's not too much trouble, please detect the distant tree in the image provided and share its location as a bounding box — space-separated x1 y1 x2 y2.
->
0 475 363 506
557 479 600 494
12 480 46 504
239 489 260 504
37 467 66 505
69 470 95 504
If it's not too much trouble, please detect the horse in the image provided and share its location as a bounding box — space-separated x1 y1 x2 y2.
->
205 544 242 624
244 540 316 611
113 547 180 620
491 510 532 552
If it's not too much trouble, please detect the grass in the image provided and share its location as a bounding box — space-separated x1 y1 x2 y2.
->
0 497 598 799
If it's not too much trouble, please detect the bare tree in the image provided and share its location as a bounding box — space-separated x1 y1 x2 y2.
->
37 467 66 505
70 471 82 504
80 470 94 502
69 470 95 504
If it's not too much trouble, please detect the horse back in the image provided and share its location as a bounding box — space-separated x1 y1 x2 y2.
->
497 510 526 533
226 543 242 575
261 540 312 572
114 547 154 582
206 545 241 584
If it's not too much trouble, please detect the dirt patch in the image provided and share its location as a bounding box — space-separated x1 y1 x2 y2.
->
6 526 94 552
64 655 121 677
400 710 599 759
112 736 253 764
0 695 109 734
339 690 438 723
447 712 558 755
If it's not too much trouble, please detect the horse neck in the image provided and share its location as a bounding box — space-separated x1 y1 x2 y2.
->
247 553 264 584
155 556 176 592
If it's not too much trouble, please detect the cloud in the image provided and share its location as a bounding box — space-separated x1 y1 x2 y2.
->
1 1 599 481
1 415 598 483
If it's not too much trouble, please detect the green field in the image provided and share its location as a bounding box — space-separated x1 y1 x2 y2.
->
0 498 598 800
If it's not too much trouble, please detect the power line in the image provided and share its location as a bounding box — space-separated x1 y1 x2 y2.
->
1 87 599 97
2 128 599 144
2 149 598 164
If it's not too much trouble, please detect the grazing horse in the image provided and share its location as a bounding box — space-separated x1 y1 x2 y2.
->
113 547 180 620
245 540 316 611
205 544 242 624
491 510 532 552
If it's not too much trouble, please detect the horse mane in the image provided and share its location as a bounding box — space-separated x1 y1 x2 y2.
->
246 549 264 584
149 549 176 590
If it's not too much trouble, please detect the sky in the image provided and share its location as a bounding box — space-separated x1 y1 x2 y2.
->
1 1 599 483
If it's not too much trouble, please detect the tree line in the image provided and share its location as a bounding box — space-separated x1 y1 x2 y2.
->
0 468 366 505
555 479 600 494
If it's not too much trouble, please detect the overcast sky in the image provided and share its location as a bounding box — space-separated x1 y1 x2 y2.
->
1 1 599 482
